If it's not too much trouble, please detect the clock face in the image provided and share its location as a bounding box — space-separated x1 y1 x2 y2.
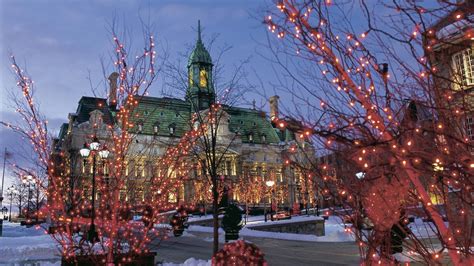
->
199 69 208 88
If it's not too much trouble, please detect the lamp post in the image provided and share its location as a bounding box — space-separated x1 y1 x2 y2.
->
1 207 7 220
264 180 275 222
6 185 17 222
80 137 109 243
22 175 35 221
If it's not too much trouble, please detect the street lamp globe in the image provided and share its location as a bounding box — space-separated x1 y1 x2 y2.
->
80 143 91 158
7 185 16 195
26 175 33 182
266 180 275 187
98 146 110 159
89 137 100 151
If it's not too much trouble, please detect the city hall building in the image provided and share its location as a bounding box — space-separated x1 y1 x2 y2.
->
54 22 316 212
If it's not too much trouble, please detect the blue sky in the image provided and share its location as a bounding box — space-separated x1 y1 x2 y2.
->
0 0 273 122
0 0 276 185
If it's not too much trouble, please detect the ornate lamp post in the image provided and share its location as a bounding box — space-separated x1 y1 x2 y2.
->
22 175 35 220
6 185 17 221
264 180 275 222
80 136 109 243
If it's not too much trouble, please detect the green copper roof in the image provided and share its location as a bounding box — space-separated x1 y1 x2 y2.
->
188 20 212 67
130 96 280 144
225 106 281 144
68 95 285 145
132 96 192 137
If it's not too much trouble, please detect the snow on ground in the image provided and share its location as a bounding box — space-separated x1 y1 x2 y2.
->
408 218 444 239
187 215 355 242
0 222 60 265
160 257 211 266
187 214 216 223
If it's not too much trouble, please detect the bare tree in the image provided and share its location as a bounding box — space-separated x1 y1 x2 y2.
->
162 25 254 254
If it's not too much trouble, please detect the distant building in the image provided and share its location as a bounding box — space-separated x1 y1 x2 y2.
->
53 22 315 212
424 0 474 142
424 0 473 246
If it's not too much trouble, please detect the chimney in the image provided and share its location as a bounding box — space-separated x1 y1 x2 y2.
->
108 72 119 109
269 95 280 120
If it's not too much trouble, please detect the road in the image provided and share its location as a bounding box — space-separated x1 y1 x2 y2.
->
152 231 360 266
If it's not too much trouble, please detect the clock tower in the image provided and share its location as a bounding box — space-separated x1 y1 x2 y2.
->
186 20 215 111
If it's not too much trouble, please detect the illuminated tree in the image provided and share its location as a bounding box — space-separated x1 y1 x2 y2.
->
1 22 198 264
264 0 473 265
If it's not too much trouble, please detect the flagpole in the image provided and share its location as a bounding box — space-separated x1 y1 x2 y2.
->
1 148 6 200
0 148 6 236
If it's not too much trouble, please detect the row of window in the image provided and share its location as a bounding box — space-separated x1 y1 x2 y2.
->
452 47 474 89
137 122 176 135
137 122 268 142
466 116 474 141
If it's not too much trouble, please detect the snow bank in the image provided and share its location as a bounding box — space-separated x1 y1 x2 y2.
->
246 214 324 226
187 214 452 242
1 221 47 237
0 222 60 264
241 225 354 242
161 257 211 266
187 215 355 242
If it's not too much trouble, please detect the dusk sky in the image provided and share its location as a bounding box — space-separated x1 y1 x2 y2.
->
0 0 276 184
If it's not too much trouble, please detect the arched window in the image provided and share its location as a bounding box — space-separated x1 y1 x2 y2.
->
199 68 208 87
189 68 194 87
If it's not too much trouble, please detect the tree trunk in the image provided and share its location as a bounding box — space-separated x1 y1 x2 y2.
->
212 177 219 255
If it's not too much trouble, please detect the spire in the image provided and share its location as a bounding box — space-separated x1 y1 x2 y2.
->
188 20 213 67
198 20 202 42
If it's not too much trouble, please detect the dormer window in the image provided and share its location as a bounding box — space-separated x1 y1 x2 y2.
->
153 122 160 134
193 120 200 131
169 123 176 135
138 122 143 133
248 133 253 142
261 134 266 143
175 112 180 118
452 48 474 90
